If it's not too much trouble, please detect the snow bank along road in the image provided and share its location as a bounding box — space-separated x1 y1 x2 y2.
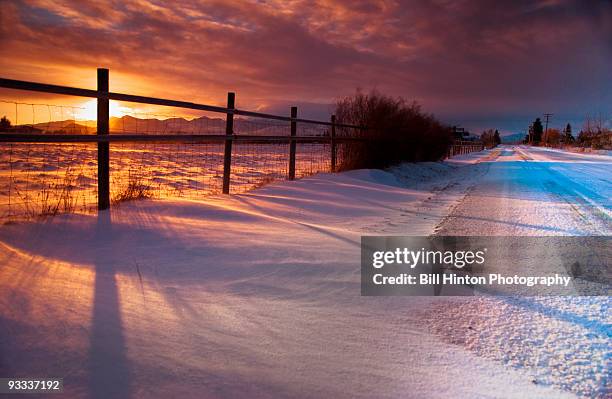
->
0 145 609 398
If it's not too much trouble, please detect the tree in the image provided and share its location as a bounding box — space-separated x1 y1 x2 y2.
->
0 116 11 131
480 129 501 148
528 124 534 143
480 129 495 148
493 129 501 146
532 118 543 144
563 123 574 144
543 128 561 146
577 130 591 145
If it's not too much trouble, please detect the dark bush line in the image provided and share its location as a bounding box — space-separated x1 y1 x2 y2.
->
334 90 453 170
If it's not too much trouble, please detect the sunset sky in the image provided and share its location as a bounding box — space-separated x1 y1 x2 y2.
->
0 0 610 134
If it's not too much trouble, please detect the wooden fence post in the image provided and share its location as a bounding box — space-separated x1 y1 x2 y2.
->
288 106 297 180
222 92 235 194
97 68 110 210
330 115 337 172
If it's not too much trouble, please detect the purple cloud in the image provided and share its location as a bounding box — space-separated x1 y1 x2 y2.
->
0 0 610 132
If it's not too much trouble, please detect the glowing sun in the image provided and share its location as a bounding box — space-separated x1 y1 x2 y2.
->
77 99 127 120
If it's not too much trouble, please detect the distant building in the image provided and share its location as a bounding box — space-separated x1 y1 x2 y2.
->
452 126 469 139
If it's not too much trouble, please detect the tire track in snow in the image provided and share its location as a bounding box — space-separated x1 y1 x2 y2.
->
431 147 499 235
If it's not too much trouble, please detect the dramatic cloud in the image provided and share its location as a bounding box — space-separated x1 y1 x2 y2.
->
1 0 610 132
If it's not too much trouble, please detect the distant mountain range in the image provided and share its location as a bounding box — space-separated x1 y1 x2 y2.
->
7 114 319 136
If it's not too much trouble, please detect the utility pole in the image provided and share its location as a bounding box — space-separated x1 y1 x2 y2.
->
543 113 553 136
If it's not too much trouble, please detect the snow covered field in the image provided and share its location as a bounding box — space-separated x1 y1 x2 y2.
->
0 142 331 221
0 145 609 398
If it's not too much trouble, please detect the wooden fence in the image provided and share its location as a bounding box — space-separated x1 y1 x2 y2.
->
447 140 485 157
0 68 366 211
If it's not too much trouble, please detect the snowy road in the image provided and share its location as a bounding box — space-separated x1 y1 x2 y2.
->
432 146 611 397
437 146 611 236
0 145 609 398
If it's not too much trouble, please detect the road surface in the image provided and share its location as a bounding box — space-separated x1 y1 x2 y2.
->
437 145 611 236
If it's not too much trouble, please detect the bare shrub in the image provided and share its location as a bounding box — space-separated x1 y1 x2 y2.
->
112 172 152 204
15 167 79 219
334 90 452 170
577 114 611 150
480 129 501 148
253 175 277 189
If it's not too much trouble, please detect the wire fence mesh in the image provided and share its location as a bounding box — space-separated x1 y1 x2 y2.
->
0 141 339 222
0 98 358 223
109 142 225 202
0 99 90 134
108 107 227 135
0 142 98 221
234 118 291 136
230 142 289 193
297 123 329 137
295 143 331 178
